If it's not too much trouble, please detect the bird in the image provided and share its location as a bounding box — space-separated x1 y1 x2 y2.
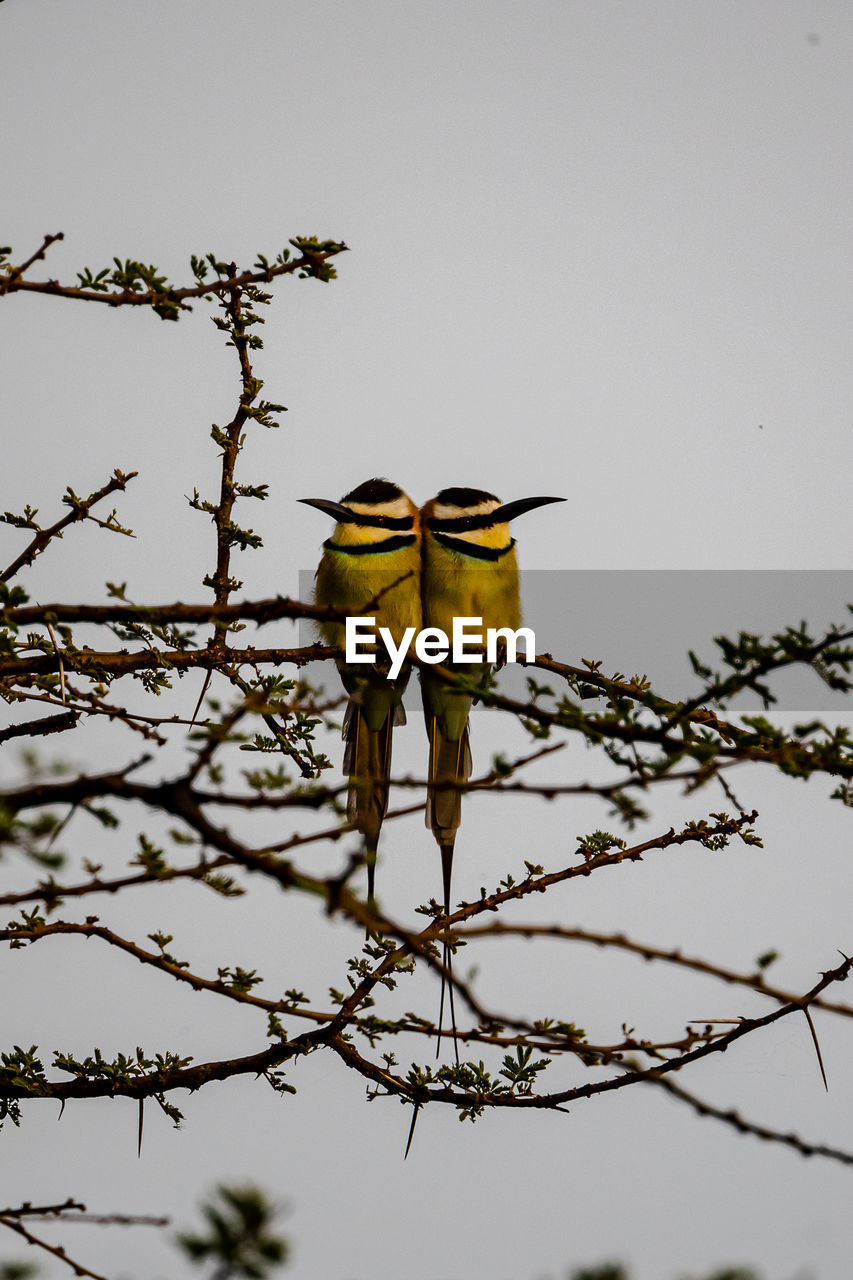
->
300 479 422 913
419 487 566 1059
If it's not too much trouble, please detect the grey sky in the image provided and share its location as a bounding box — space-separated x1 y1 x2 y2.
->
2 3 853 1278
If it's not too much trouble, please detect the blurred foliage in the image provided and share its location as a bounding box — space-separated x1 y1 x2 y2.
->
178 1186 288 1279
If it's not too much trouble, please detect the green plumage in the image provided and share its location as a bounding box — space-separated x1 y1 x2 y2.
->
420 522 520 852
420 488 563 1063
308 482 422 906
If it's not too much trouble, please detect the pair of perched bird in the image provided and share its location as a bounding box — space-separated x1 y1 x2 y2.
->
301 480 564 1054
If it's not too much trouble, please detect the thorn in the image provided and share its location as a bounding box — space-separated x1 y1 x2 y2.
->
446 943 460 1067
189 669 212 728
404 1102 421 1159
435 964 446 1061
802 1006 828 1092
44 619 67 704
435 844 459 1063
365 844 376 941
137 1098 144 1158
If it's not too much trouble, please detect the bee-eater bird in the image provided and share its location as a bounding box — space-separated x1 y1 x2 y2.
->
300 479 422 912
419 488 566 1058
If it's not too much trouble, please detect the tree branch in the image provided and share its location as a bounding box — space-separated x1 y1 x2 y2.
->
0 710 79 744
0 241 347 312
456 921 853 1021
643 1068 853 1166
1 470 137 582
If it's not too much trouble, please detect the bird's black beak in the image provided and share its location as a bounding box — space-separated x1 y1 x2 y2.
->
298 498 356 523
492 496 566 523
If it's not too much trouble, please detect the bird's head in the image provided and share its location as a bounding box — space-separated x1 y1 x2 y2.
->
300 478 420 546
422 488 565 551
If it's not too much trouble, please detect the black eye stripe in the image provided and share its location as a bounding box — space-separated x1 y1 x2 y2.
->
337 511 414 530
427 512 499 533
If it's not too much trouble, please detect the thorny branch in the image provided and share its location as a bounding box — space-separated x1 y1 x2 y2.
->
456 921 853 1021
2 916 716 1065
4 626 853 792
3 239 853 1204
0 809 817 1116
640 1070 853 1167
0 232 347 314
1 469 137 582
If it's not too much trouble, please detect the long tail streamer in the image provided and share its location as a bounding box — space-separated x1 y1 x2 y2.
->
426 718 471 1064
343 704 399 910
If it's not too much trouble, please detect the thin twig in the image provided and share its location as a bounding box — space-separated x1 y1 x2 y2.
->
1 470 137 581
455 922 853 1022
0 231 64 294
0 1199 84 1218
0 243 347 311
0 1215 111 1280
645 1069 853 1165
0 710 79 744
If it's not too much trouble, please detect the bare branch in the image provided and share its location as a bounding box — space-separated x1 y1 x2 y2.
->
0 231 65 294
0 1199 84 1218
456 921 853 1021
0 1214 111 1280
0 710 79 744
644 1069 853 1166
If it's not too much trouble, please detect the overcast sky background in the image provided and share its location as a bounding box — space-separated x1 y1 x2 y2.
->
3 3 853 1278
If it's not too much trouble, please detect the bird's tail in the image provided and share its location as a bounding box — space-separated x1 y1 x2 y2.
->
436 839 460 1064
425 715 472 847
343 701 404 904
426 715 471 1065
